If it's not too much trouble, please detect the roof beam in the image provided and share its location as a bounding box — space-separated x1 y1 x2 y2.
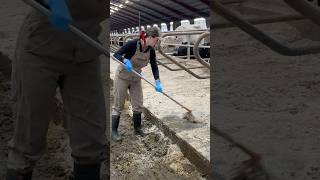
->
111 16 139 30
148 0 194 19
168 0 208 17
112 0 174 20
112 0 157 21
110 17 130 27
111 14 135 24
110 0 210 30
200 0 210 6
131 1 172 18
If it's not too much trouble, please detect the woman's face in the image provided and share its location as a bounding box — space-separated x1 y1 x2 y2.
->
146 36 159 48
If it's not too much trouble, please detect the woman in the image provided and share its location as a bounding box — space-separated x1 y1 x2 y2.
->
112 26 163 141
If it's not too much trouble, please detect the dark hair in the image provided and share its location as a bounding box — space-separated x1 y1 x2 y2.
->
145 26 161 37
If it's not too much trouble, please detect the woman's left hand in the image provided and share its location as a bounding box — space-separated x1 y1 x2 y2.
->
155 79 163 93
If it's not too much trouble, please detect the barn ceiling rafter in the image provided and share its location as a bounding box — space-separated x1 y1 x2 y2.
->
110 0 209 30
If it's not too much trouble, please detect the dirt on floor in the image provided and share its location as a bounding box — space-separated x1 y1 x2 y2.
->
110 112 206 180
0 67 13 180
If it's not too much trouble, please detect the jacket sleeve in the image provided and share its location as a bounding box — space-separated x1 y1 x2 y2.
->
150 49 160 80
113 40 136 62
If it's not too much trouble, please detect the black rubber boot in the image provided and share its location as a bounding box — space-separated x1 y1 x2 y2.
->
74 163 100 180
111 115 122 141
133 112 144 137
6 169 32 180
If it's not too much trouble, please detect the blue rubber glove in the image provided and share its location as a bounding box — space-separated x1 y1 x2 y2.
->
124 58 132 72
155 79 163 92
48 0 72 31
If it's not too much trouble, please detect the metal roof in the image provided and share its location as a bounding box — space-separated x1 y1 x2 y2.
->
110 0 210 31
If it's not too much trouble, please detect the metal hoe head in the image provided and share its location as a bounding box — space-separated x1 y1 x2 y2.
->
182 110 197 123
